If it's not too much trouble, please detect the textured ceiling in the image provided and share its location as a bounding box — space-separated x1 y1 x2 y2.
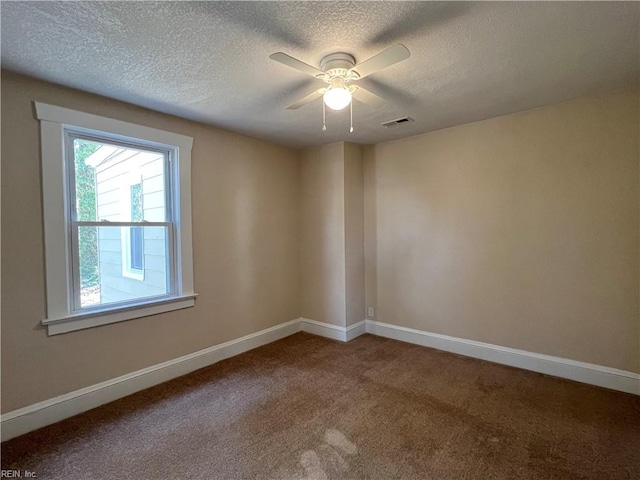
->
2 1 638 148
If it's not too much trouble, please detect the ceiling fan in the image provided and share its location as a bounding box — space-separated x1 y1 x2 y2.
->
269 44 410 131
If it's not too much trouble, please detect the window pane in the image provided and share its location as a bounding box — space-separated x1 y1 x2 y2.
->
73 139 100 222
130 227 143 270
129 184 144 270
77 225 170 309
78 224 100 307
130 183 143 222
74 138 166 222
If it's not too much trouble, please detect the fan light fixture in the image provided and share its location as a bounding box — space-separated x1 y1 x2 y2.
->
269 45 411 131
323 87 351 110
323 78 352 111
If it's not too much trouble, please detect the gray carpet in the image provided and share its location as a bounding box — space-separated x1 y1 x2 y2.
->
2 332 639 479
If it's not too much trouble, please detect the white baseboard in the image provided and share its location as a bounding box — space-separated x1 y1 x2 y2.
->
300 318 366 342
3 316 637 442
1 318 302 442
346 320 367 341
366 320 640 396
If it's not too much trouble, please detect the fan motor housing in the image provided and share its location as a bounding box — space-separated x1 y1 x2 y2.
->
320 53 357 77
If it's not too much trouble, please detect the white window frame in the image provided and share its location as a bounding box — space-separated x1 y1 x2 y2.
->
36 102 196 335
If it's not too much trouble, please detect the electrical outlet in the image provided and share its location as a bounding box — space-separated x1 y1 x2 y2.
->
367 306 375 317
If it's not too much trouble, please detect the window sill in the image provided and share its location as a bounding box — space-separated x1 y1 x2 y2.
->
42 294 198 336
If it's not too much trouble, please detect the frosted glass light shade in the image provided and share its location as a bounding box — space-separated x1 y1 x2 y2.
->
323 87 352 111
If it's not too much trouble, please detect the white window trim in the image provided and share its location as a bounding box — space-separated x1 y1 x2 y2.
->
36 102 196 336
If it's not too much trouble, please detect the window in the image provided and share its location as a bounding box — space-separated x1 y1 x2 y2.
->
114 167 146 283
36 102 196 335
128 183 144 273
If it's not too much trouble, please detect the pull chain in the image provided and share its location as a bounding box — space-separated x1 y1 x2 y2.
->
349 101 354 133
320 100 354 133
322 102 327 131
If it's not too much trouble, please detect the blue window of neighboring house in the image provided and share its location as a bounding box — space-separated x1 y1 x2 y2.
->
130 227 143 270
130 183 143 271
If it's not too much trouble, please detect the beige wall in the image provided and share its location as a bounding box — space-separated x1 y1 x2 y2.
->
344 143 365 326
1 71 301 412
367 87 640 372
299 143 346 326
299 142 365 327
363 145 377 320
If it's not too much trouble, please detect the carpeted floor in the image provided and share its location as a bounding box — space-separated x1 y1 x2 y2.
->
2 332 639 479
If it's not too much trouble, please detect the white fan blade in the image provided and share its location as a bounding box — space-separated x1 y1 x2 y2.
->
286 89 324 110
351 86 387 108
270 52 324 78
350 44 410 79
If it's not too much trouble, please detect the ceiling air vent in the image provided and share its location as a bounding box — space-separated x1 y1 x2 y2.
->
381 116 414 128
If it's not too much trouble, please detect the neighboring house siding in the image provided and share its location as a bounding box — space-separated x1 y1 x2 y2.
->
94 150 167 304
